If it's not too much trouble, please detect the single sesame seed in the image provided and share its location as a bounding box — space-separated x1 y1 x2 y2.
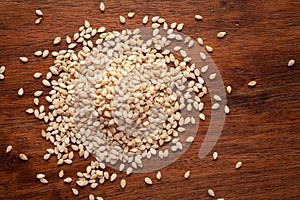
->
35 17 42 25
64 177 72 183
197 37 204 45
248 80 257 87
195 14 203 20
177 23 184 31
144 177 153 185
186 136 194 143
99 2 105 12
224 105 230 114
205 45 213 53
184 171 190 179
18 88 24 96
226 85 232 94
34 51 42 57
120 179 126 189
19 153 28 161
35 9 43 16
58 170 64 178
209 73 217 80
36 174 45 179
128 12 135 18
42 50 49 58
212 103 220 110
217 31 227 38
213 152 218 160
143 15 148 24
19 57 28 63
288 59 295 67
235 161 242 169
72 188 79 196
40 178 48 184
6 145 12 153
119 16 126 24
156 171 162 180
208 189 215 197
53 37 61 45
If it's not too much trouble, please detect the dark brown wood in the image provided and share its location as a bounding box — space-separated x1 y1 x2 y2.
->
1 0 300 199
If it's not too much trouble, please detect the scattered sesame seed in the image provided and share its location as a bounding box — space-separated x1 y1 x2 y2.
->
53 37 61 45
208 189 215 197
184 171 190 179
19 153 28 161
195 14 203 20
72 188 79 196
120 179 126 189
143 15 149 24
18 88 24 96
288 59 295 67
19 57 28 63
128 12 135 18
99 2 105 12
6 145 12 153
35 17 42 25
119 16 126 24
224 105 230 114
205 45 213 53
144 177 153 185
235 161 242 169
156 171 162 180
248 80 257 87
217 31 227 38
226 85 232 94
213 152 218 160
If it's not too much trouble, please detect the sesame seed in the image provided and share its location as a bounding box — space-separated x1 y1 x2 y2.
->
34 51 42 57
58 170 64 178
208 189 215 197
35 17 42 25
205 45 213 53
18 88 24 96
128 12 135 18
156 171 162 180
186 136 194 143
226 85 232 94
6 145 12 153
209 73 217 80
42 50 49 58
19 57 28 63
143 15 149 24
120 179 126 189
197 37 204 45
144 177 153 185
72 188 79 196
184 171 190 179
217 31 227 38
119 16 126 24
288 59 295 67
213 152 218 160
195 14 203 20
35 9 43 16
40 178 48 184
53 37 61 45
64 177 72 183
248 80 257 87
224 105 230 114
99 2 105 12
19 153 28 161
36 174 45 179
235 161 242 169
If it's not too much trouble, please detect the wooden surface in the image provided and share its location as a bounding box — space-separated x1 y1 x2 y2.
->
1 0 300 199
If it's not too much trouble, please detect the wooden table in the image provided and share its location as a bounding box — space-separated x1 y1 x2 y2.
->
0 0 300 199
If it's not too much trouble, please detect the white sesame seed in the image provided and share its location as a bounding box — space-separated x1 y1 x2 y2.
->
226 85 232 94
212 103 220 110
119 16 126 24
35 17 42 25
248 80 256 87
6 145 12 153
99 2 105 12
186 136 194 143
64 177 72 183
288 59 295 67
34 91 43 97
58 170 64 178
224 105 230 114
156 171 162 180
213 152 218 160
208 189 215 197
144 177 153 185
199 113 205 121
217 31 227 38
53 37 61 45
120 179 126 189
72 188 79 196
197 37 203 45
42 50 49 58
213 95 222 101
35 9 43 16
209 73 217 80
34 51 42 57
201 65 208 73
236 161 242 169
205 45 213 53
195 14 203 20
40 178 48 184
184 171 190 179
19 57 28 63
110 173 117 182
18 88 24 96
128 12 135 18
36 174 45 179
19 153 28 161
143 15 149 24
177 23 184 31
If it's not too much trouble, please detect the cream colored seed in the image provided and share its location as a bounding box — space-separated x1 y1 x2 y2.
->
84 20 90 28
43 153 50 160
205 45 213 53
128 12 135 18
89 194 95 200
197 37 203 45
195 14 203 20
19 153 28 161
53 37 61 45
0 74 4 80
199 113 205 121
64 177 72 183
66 35 71 44
96 197 104 200
72 188 79 196
99 2 105 12
288 59 295 67
35 17 42 25
40 178 48 184
35 9 43 16
120 179 126 189
144 177 153 185
226 85 232 94
212 103 220 110
213 152 218 160
34 91 43 97
224 105 230 114
34 98 39 106
26 108 34 114
209 73 217 80
6 145 12 153
177 23 184 31
0 65 5 73
42 79 51 87
156 171 162 180
142 15 148 24
236 161 242 169
42 50 49 58
184 171 190 179
213 95 222 101
208 189 215 197
217 31 227 38
59 170 64 178
19 57 28 63
110 173 117 182
36 173 45 179
248 80 257 87
18 88 24 96
120 16 126 24
34 51 42 57
186 136 194 143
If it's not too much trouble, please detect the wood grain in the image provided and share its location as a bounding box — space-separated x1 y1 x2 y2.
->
1 0 300 199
